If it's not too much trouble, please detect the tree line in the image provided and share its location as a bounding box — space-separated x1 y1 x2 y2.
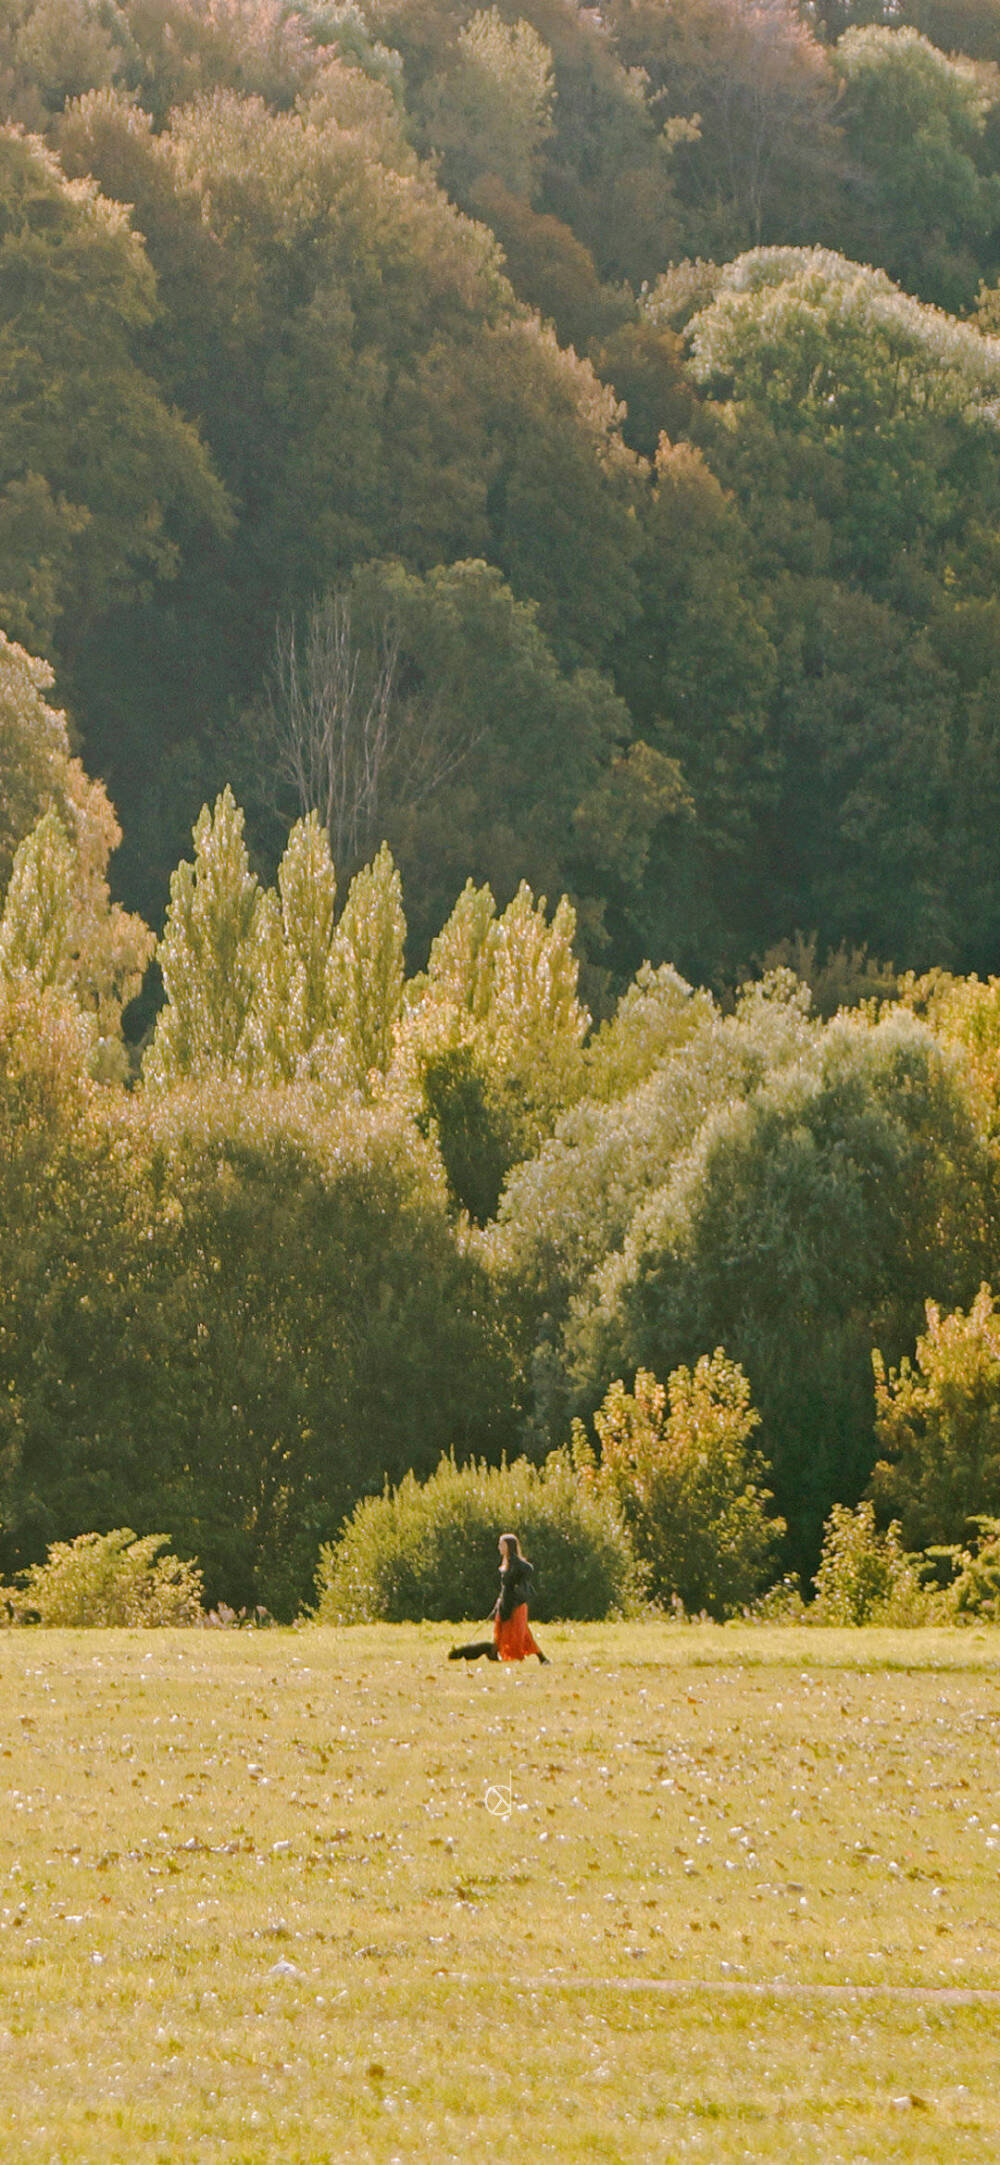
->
5 732 1000 1613
9 1 1000 1615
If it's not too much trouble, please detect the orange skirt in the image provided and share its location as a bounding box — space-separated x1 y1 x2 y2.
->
494 1603 542 1661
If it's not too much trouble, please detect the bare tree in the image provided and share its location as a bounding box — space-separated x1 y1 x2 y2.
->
262 590 480 867
263 592 396 868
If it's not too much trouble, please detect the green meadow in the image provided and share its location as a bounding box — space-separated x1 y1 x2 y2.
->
3 1623 1000 2162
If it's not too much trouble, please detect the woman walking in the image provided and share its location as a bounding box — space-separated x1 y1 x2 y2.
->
449 1533 550 1663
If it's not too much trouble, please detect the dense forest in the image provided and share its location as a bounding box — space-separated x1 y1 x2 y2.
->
7 0 1000 1617
8 0 1000 985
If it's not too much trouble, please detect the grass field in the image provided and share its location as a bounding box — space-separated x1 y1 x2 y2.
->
3 1621 1000 2162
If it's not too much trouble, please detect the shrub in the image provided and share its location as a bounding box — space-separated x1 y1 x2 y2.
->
311 1450 638 1623
810 1502 929 1625
0 1530 203 1626
926 1517 1000 1622
575 1355 785 1619
744 1574 808 1623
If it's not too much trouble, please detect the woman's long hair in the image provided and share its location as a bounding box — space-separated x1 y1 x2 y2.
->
499 1532 525 1567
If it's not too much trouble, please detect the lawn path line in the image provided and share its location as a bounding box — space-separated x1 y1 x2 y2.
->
473 1976 1000 2004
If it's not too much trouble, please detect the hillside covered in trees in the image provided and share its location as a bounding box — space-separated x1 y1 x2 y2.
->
8 0 1000 1617
7 0 1000 987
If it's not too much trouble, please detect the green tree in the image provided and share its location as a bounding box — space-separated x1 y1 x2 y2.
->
810 1499 927 1624
899 969 1000 1139
0 810 78 999
607 0 839 259
831 27 1000 310
470 175 630 356
115 0 319 126
424 874 498 1021
589 318 696 461
246 812 339 1083
0 968 140 1573
1 770 152 1069
144 787 260 1088
650 246 1000 972
55 81 641 934
486 882 590 1111
2 1528 203 1627
871 1283 1000 1548
0 984 520 1613
371 0 685 285
126 1083 514 1613
615 436 778 977
0 0 128 130
488 969 815 1440
568 1010 996 1574
470 314 641 668
581 962 719 1105
0 125 228 661
330 841 406 1088
313 1444 637 1622
680 247 1000 588
0 631 76 890
405 873 591 1209
261 555 636 964
410 1028 521 1225
574 1355 783 1616
422 7 554 201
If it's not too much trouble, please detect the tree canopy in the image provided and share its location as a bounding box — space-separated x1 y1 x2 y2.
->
9 0 1000 1609
2 2 1000 980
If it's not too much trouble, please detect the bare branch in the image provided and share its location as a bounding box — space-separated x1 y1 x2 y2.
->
262 590 482 866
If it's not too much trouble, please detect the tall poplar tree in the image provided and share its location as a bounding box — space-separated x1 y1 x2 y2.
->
329 841 406 1088
144 786 260 1088
246 812 340 1081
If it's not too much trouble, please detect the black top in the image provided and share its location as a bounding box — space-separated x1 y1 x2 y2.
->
495 1555 534 1623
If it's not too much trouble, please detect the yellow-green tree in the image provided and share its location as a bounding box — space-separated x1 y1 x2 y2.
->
0 669 152 1072
426 876 589 1114
144 786 260 1088
871 1284 1000 1549
329 841 406 1089
574 1354 783 1616
0 632 75 889
900 970 1000 1143
404 874 590 1216
246 812 339 1082
422 8 554 202
0 810 76 997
